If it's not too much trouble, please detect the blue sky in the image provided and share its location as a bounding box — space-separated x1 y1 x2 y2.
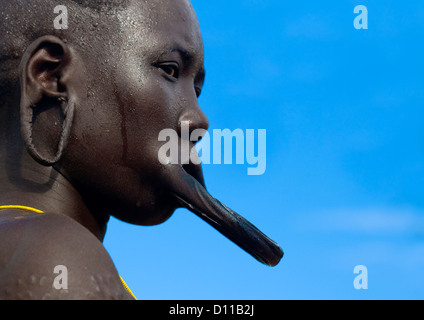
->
104 0 424 299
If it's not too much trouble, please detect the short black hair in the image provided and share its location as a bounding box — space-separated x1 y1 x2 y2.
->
72 0 129 11
0 0 129 100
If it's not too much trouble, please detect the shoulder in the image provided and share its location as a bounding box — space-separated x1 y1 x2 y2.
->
0 212 133 300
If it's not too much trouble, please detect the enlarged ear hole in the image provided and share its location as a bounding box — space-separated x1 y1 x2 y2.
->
31 96 65 161
23 96 75 166
19 35 77 166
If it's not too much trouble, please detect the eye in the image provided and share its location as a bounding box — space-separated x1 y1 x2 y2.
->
157 62 180 79
195 86 202 98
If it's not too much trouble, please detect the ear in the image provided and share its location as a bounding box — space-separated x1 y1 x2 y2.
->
19 35 80 166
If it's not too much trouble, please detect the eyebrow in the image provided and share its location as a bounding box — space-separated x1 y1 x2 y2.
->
170 46 194 62
169 45 206 83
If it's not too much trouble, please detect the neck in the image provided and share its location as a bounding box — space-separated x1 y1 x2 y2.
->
0 144 109 241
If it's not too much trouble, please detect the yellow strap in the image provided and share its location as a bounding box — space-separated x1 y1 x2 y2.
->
0 204 137 300
120 276 137 300
0 205 44 214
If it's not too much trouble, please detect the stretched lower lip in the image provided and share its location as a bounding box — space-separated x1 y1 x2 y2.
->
182 163 205 187
165 164 283 267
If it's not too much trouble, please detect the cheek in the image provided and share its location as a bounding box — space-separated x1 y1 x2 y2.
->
113 71 181 172
64 96 126 185
64 100 164 214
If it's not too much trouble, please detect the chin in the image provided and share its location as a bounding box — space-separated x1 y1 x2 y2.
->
112 194 179 226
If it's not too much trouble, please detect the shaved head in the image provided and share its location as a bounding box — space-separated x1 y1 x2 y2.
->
0 0 129 98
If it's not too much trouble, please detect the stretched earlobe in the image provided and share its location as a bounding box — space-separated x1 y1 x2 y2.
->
19 36 78 166
21 95 75 166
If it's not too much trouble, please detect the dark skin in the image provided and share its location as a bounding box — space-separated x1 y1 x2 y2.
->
0 0 282 300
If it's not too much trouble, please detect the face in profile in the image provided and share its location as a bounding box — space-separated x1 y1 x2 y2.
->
55 0 282 266
60 0 208 226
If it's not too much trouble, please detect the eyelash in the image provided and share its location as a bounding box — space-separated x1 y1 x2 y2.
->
157 62 180 80
195 87 201 97
156 62 202 97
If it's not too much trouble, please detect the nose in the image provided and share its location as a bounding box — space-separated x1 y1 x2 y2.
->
178 105 209 139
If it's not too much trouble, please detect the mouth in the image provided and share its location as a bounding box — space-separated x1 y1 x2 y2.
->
163 162 283 267
182 162 205 187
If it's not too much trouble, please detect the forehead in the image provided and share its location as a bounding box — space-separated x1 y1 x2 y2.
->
117 0 203 59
